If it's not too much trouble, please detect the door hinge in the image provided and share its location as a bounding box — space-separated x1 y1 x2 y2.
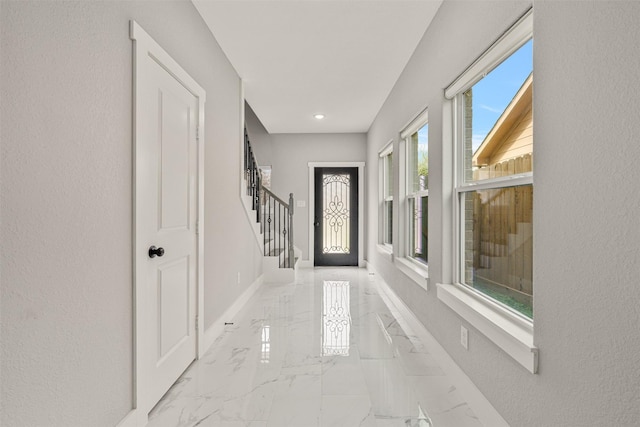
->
195 125 200 142
196 220 200 235
196 314 199 332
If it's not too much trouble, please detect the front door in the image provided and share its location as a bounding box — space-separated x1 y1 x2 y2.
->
138 47 199 410
314 167 358 266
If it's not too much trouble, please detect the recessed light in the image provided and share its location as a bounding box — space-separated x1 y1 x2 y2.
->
314 114 325 120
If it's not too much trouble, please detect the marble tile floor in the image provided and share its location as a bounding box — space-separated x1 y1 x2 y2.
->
147 268 484 427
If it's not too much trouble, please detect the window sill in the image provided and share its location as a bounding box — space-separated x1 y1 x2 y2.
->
395 257 429 291
376 244 394 262
436 283 538 374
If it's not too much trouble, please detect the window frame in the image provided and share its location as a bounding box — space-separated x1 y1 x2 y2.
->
454 96 533 318
403 117 429 267
395 108 430 288
378 141 394 250
437 8 538 374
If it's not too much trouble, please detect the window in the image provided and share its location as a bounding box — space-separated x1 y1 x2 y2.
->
401 110 429 266
454 20 533 319
439 9 536 373
407 124 429 264
379 143 393 246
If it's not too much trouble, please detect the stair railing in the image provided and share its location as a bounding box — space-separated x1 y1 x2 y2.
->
244 128 295 268
262 189 295 268
244 130 261 223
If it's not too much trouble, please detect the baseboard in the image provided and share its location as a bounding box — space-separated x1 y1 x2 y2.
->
297 260 313 268
117 276 264 427
203 274 264 353
115 408 146 427
367 263 509 427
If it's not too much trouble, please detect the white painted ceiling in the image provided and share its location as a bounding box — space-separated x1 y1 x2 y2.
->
193 0 442 134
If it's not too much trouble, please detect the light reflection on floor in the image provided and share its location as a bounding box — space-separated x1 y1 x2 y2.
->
322 280 351 357
147 268 482 427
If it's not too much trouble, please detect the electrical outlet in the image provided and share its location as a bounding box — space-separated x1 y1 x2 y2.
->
460 325 469 350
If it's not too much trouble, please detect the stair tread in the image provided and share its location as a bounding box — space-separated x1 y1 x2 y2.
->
280 256 299 269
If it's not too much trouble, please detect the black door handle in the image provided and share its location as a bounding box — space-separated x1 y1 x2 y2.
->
314 217 320 227
148 246 165 258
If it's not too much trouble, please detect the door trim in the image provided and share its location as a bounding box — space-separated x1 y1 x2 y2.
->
308 162 365 268
313 167 359 266
130 20 206 421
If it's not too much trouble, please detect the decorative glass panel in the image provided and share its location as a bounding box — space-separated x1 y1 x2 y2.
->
322 281 351 356
322 173 351 254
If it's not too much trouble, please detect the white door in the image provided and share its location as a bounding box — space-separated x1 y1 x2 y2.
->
138 48 199 410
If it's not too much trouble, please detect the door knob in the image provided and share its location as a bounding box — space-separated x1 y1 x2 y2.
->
148 246 165 258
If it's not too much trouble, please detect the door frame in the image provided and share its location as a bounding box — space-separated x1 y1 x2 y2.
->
130 20 206 421
308 162 365 268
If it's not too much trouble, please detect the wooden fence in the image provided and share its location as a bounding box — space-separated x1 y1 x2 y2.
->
471 153 533 297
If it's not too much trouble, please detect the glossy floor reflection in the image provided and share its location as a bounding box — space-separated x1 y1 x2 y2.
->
147 268 483 427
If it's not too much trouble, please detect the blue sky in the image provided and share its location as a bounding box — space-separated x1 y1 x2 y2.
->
415 39 532 156
471 39 533 151
418 125 428 154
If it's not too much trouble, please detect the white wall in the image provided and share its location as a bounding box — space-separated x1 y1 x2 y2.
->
268 133 366 260
366 1 640 425
0 1 262 425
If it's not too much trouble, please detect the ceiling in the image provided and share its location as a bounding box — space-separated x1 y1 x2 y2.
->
193 0 442 134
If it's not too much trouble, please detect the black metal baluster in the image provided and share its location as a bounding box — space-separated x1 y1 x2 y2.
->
267 195 271 255
253 158 256 203
244 130 248 176
278 203 282 265
255 161 259 211
256 170 261 223
283 206 288 268
289 193 294 269
251 159 256 210
285 207 289 267
248 149 252 197
245 144 248 195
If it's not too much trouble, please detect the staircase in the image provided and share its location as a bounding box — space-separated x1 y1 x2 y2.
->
243 128 299 283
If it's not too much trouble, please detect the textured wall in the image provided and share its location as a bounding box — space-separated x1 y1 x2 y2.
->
532 2 640 425
268 133 366 260
366 0 640 425
1 3 134 425
0 1 260 425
